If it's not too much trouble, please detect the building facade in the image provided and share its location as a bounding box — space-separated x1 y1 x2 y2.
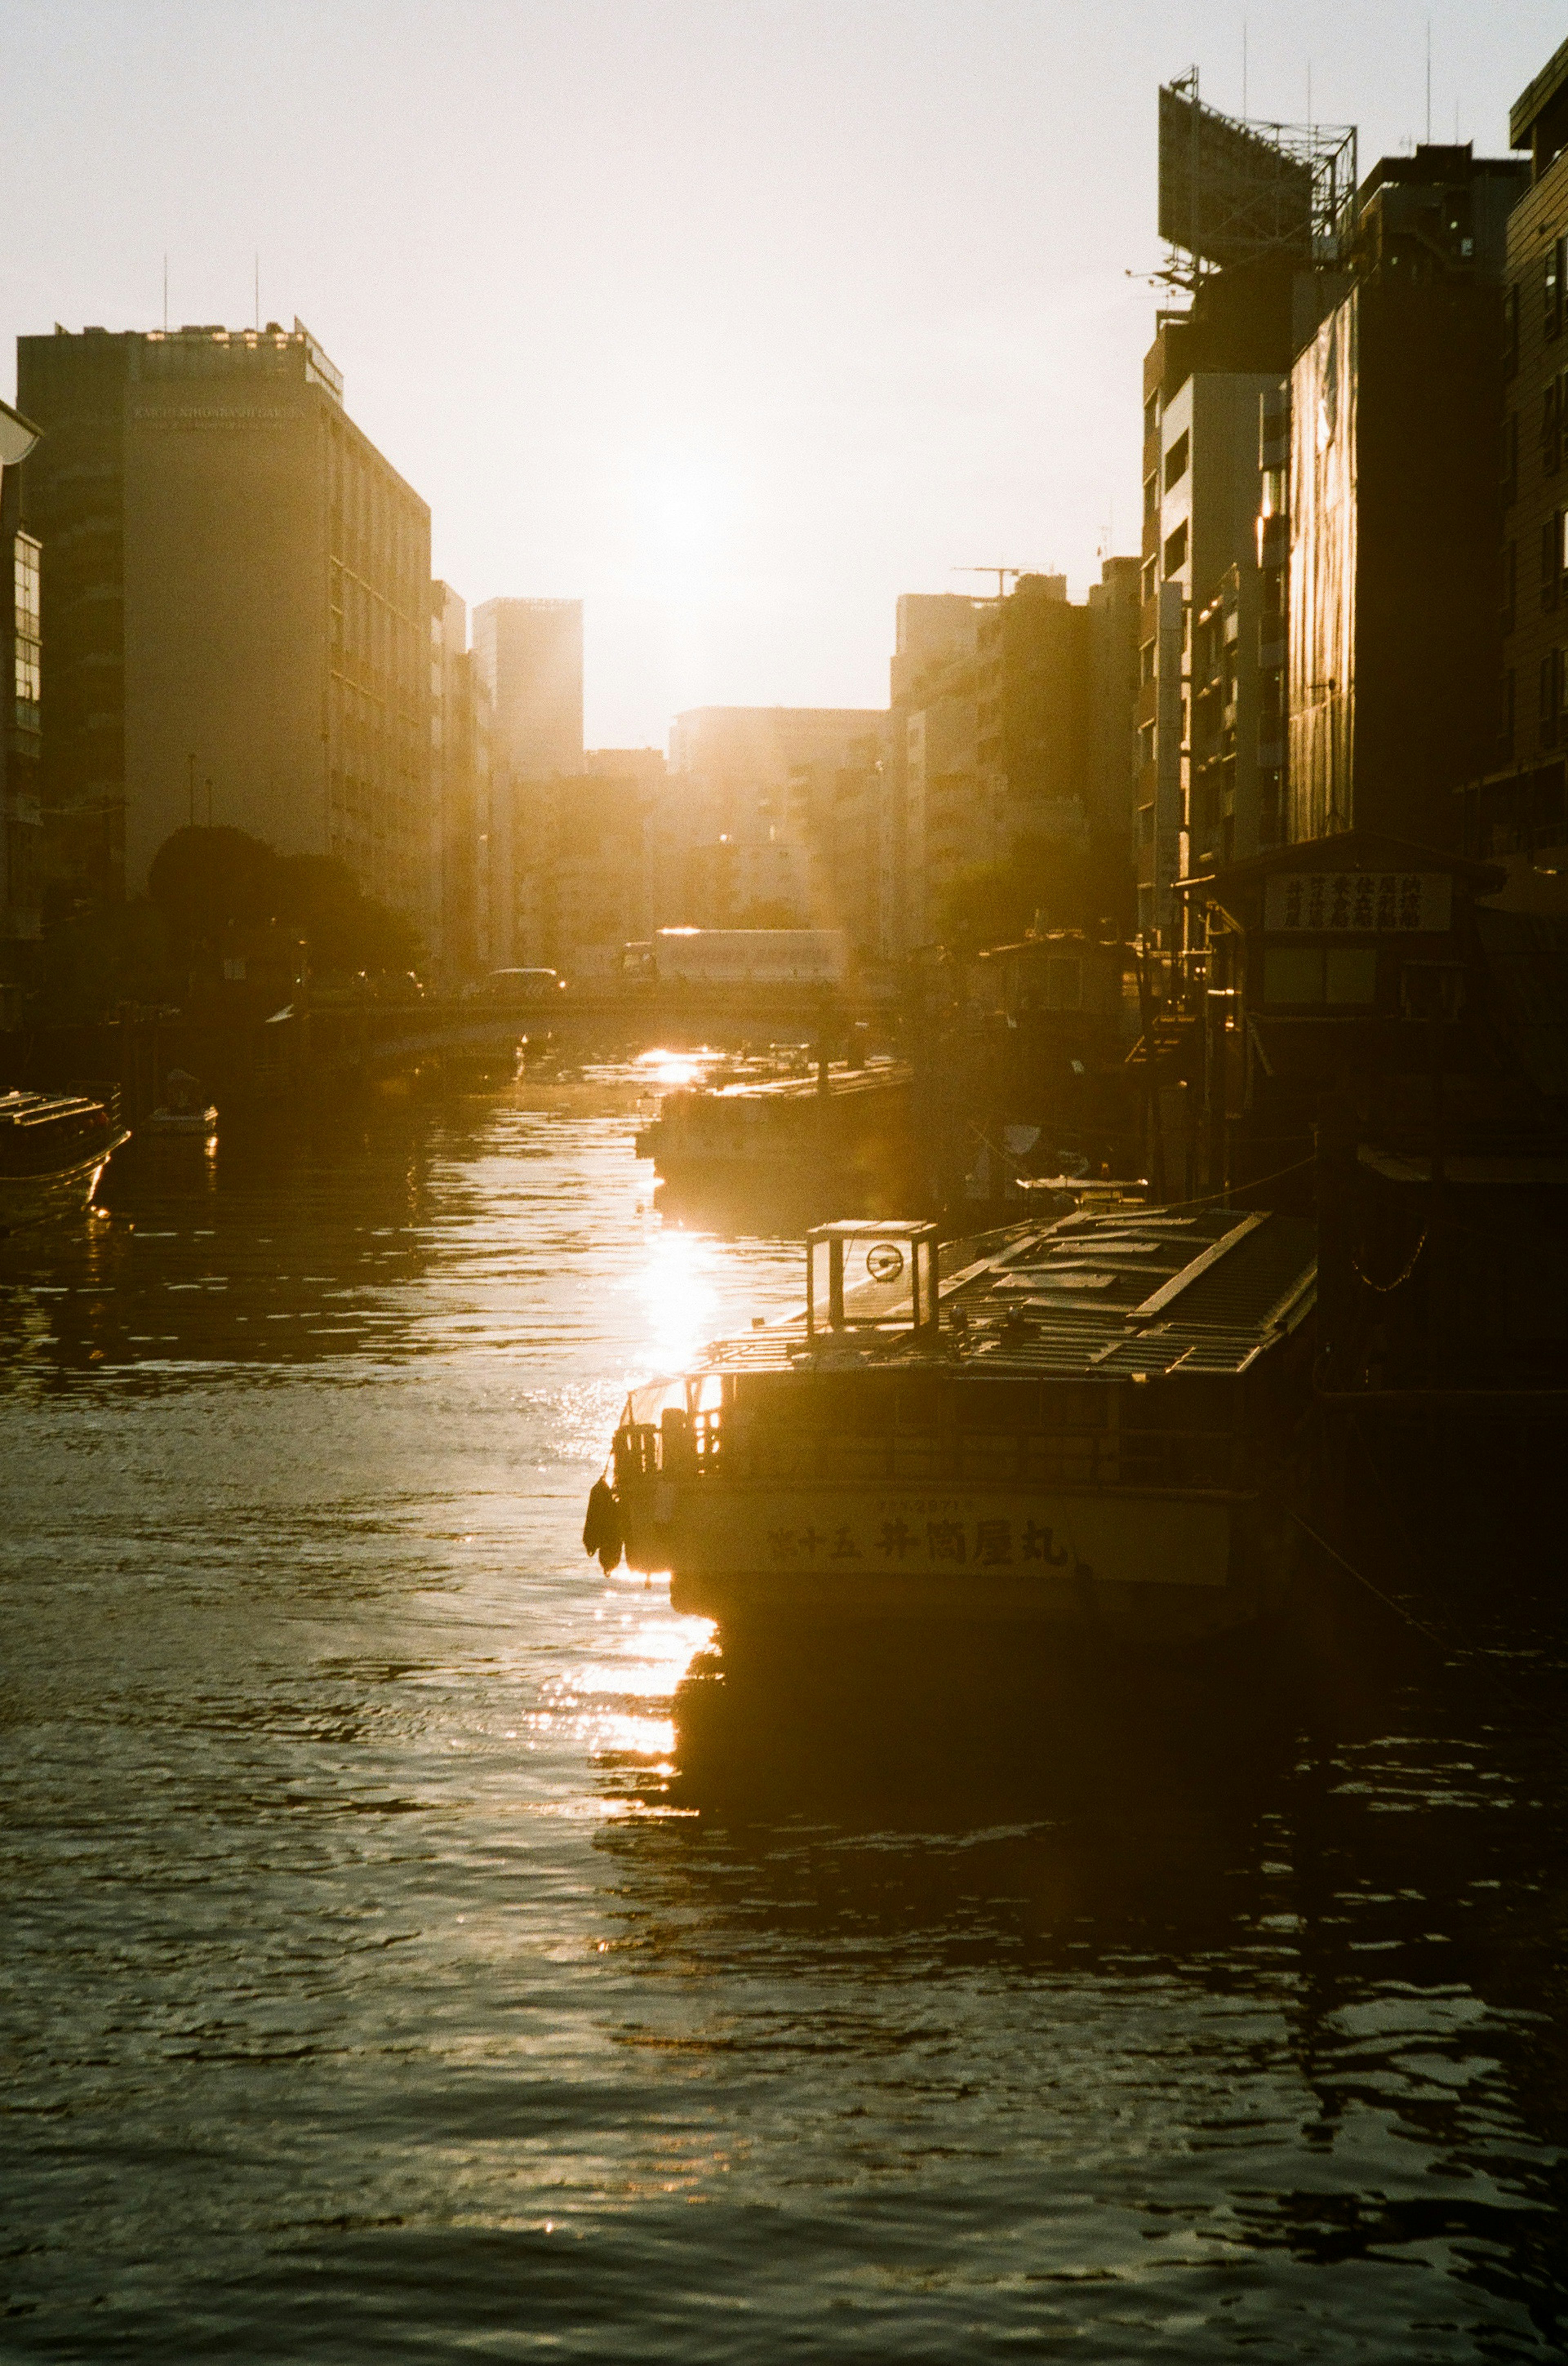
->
472 597 584 786
1 414 43 981
1470 40 1568 886
1285 145 1524 847
16 320 432 918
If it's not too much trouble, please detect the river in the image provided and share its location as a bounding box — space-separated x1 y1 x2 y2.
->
2 1060 1565 2360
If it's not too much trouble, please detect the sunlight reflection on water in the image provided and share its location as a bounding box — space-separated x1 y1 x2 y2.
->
2 1069 1566 2361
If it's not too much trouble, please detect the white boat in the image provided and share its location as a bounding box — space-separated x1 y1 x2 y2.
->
141 1069 218 1140
586 1202 1318 1648
0 1091 130 1231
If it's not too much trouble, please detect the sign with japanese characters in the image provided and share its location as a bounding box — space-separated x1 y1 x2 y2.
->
655 1490 1232 1594
1263 871 1452 934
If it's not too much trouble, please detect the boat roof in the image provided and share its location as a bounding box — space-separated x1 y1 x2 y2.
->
700 1205 1317 1384
0 1090 111 1129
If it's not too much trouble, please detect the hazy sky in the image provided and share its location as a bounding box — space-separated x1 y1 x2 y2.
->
2 0 1562 748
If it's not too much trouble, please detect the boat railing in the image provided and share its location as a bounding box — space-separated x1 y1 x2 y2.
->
615 1411 1251 1496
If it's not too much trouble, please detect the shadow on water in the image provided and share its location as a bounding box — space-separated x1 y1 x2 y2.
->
588 1594 1568 2336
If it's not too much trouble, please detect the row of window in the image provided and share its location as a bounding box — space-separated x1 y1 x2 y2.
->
11 533 40 729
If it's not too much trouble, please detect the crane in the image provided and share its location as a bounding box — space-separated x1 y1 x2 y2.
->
951 566 1034 599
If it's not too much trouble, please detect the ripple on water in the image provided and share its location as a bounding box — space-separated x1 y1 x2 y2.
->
1 1073 1565 2361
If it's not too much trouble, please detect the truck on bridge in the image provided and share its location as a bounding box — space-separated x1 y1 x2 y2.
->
622 928 850 989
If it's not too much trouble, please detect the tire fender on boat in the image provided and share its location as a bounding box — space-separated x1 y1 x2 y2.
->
582 1477 624 1572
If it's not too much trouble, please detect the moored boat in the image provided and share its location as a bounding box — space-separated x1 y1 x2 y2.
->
141 1068 218 1140
0 1090 131 1231
586 1201 1318 1647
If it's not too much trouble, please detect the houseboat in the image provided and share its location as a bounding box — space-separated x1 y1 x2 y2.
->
0 1089 130 1230
585 1202 1318 1646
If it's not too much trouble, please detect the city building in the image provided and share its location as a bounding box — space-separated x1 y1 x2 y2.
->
1141 279 1306 941
885 595 980 952
472 597 584 785
429 582 494 983
1 397 43 989
512 749 666 973
1140 79 1367 943
890 593 981 705
1285 144 1525 847
1463 37 1568 893
16 320 432 919
662 707 883 930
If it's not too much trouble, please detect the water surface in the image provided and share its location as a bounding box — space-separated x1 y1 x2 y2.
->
3 1066 1565 2359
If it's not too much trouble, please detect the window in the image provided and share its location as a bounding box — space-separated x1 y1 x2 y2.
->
1540 645 1565 749
1502 410 1518 504
1163 520 1188 577
1501 539 1517 634
1045 956 1082 1010
1325 948 1378 1005
1505 282 1520 378
1139 638 1156 684
12 532 40 729
1138 721 1156 767
1542 512 1564 610
1143 472 1157 521
1143 392 1158 441
1262 945 1378 1007
1548 236 1565 339
1546 381 1562 477
1263 946 1325 1003
1141 556 1158 603
1499 667 1516 757
1163 430 1190 490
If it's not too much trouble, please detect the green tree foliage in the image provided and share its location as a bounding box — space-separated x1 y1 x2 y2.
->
148 827 421 977
936 830 1130 962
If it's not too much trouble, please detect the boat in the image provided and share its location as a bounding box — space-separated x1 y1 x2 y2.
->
0 1090 131 1231
141 1069 218 1140
584 1200 1318 1647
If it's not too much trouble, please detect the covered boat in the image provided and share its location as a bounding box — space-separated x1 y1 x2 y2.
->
588 1202 1317 1645
0 1090 130 1231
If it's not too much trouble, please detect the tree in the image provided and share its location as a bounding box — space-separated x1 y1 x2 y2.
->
148 826 422 976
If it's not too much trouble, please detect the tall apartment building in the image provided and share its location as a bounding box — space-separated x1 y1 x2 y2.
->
472 597 584 785
428 582 497 982
1140 272 1303 941
16 320 432 918
1467 40 1568 884
1 399 43 983
886 595 980 952
1285 145 1524 846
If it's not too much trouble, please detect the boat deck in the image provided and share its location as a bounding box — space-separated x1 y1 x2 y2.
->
698 1207 1318 1384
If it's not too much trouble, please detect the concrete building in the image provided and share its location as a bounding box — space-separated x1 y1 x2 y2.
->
884 595 980 954
1 398 43 988
890 593 981 705
1285 145 1524 847
429 582 494 983
472 597 584 785
1140 282 1298 941
510 749 666 974
663 707 882 930
1464 40 1568 890
16 320 432 919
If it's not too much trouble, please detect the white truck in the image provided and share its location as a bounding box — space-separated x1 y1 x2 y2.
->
624 928 850 988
